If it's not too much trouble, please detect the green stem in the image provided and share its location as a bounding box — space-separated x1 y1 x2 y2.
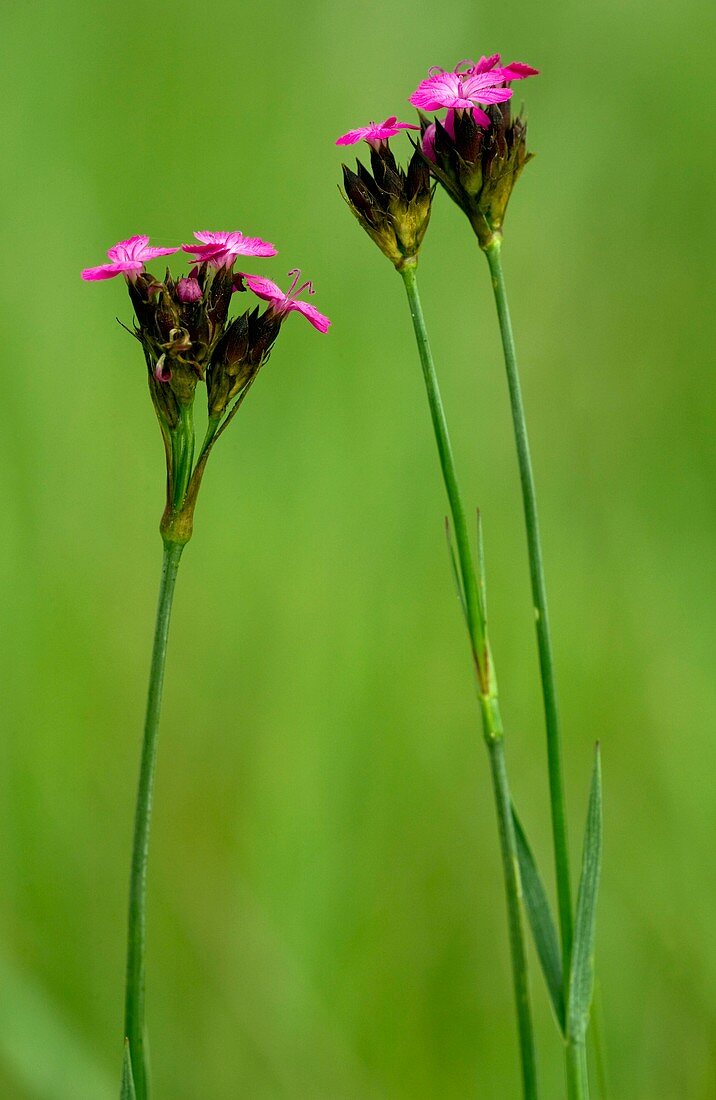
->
124 540 184 1099
400 263 538 1099
400 265 485 672
485 716 540 1100
566 1038 589 1100
484 240 574 982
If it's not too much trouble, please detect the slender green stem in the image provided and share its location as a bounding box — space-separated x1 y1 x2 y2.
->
566 1038 589 1100
400 263 537 1099
400 265 485 671
484 240 574 978
124 540 184 1100
486 719 540 1100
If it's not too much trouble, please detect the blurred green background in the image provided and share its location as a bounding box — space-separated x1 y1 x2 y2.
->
1 1 715 1096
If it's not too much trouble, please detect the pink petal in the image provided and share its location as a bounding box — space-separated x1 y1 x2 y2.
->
242 273 284 303
444 109 458 138
193 231 227 244
336 127 370 146
176 277 202 302
235 235 278 258
470 106 491 127
388 120 420 133
81 260 143 281
471 85 514 105
107 235 149 261
290 299 331 333
501 61 540 80
462 71 513 98
421 123 437 163
139 245 179 260
409 72 461 111
181 241 220 258
472 54 501 74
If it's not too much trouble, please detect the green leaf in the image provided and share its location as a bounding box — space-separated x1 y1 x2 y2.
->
120 1041 136 1100
475 509 488 624
443 517 468 626
512 806 565 1031
567 745 603 1042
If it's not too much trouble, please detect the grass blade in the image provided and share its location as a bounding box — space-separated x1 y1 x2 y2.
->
443 517 468 626
512 806 565 1031
567 745 603 1042
120 1041 136 1100
476 509 488 623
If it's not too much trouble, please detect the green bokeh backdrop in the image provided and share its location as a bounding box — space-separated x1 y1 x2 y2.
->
2 2 715 1096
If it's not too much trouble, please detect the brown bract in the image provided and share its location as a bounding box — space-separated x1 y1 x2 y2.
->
420 102 533 249
341 143 434 270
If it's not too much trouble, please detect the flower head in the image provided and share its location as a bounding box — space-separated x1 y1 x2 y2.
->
182 230 277 268
83 226 314 546
409 57 538 125
419 102 534 248
82 235 178 281
239 270 331 333
340 141 433 270
336 116 420 148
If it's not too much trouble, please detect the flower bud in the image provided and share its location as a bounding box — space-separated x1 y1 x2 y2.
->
127 266 235 415
206 306 281 418
420 103 533 249
341 143 433 270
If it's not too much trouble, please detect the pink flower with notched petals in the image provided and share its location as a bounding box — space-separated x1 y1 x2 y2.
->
242 270 330 333
182 230 277 268
82 235 178 281
410 56 538 125
336 116 420 148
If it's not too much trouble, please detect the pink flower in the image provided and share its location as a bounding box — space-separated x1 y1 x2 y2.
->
182 230 277 268
409 57 538 125
336 116 420 148
242 270 330 333
82 235 178 281
176 276 202 302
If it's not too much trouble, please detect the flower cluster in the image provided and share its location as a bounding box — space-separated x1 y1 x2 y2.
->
82 231 329 544
337 52 538 255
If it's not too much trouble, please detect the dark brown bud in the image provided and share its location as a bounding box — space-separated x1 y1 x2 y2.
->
341 142 433 269
421 103 533 249
206 307 281 418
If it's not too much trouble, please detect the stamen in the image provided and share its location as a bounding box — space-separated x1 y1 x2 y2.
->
286 268 302 296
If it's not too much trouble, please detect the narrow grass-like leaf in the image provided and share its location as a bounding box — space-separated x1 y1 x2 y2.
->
512 805 565 1031
589 978 610 1098
475 509 488 624
444 517 468 626
120 1041 136 1100
567 745 603 1042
